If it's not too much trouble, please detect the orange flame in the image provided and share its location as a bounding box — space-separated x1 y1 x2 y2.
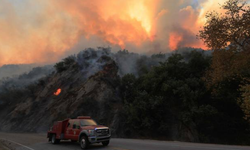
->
169 32 183 51
54 88 61 96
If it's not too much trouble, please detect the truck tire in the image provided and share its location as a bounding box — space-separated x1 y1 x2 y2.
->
51 134 60 144
102 140 110 146
80 135 89 149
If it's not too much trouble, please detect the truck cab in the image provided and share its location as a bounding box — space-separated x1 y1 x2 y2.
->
47 116 111 149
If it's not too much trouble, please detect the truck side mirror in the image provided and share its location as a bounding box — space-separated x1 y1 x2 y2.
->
73 124 76 129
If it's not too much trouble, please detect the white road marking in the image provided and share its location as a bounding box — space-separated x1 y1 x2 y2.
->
0 138 35 150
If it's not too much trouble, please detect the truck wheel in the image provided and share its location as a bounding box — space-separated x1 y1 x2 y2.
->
51 134 57 144
102 140 110 146
51 134 60 144
80 135 89 149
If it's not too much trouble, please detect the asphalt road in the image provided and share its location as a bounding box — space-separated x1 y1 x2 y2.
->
0 133 250 150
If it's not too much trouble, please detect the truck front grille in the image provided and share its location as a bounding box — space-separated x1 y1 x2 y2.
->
96 129 109 136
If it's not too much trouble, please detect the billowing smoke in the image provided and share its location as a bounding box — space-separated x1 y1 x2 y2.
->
0 65 53 92
64 47 169 78
76 47 113 78
0 0 236 66
0 64 37 80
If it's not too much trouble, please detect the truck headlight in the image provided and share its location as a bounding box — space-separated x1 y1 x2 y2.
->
88 130 95 136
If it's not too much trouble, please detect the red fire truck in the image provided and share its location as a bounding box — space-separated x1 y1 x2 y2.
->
47 116 111 149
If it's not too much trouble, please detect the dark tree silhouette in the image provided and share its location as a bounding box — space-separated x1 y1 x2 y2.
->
199 0 250 51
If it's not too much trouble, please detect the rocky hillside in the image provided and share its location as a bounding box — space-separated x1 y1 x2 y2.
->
0 50 122 135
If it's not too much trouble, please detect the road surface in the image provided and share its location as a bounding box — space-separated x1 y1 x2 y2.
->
0 132 250 150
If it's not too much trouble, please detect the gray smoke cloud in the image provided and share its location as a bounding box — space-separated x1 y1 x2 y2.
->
74 47 170 78
0 64 37 80
0 65 53 92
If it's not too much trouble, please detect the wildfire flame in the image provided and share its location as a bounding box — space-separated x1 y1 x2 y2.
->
169 32 183 51
54 88 61 96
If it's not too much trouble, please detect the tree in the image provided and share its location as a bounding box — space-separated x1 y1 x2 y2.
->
54 55 77 73
122 51 213 140
199 0 250 134
239 83 250 122
199 0 250 51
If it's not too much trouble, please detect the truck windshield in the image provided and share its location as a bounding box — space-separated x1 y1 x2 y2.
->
80 119 97 126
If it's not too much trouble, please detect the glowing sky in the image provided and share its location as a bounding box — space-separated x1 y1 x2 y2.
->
0 0 235 66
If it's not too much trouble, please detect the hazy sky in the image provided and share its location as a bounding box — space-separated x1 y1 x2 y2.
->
0 0 242 66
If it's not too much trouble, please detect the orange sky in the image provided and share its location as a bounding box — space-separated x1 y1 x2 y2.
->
0 0 230 66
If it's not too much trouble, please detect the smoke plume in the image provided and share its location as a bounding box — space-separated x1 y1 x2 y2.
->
0 0 234 66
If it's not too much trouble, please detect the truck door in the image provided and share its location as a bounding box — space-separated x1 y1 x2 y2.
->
65 120 74 139
72 120 81 141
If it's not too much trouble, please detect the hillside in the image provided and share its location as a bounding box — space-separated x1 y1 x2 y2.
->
0 47 249 145
0 49 121 133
